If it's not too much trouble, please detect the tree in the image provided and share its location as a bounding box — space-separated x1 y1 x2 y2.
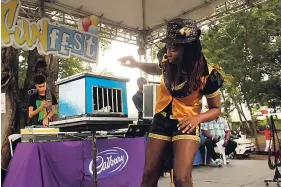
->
1 38 111 172
98 68 115 76
58 57 92 79
202 0 281 149
1 47 19 169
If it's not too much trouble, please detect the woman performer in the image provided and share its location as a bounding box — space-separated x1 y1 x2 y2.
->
119 18 224 187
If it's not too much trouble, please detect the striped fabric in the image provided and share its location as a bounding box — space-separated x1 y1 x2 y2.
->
201 117 229 139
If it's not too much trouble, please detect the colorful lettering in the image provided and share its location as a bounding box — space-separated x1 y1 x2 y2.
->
1 0 99 63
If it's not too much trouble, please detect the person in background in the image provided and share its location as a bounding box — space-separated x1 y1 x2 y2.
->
201 116 237 167
132 77 147 124
28 74 57 126
258 125 272 152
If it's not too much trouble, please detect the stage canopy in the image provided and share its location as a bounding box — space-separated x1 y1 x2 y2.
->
21 0 269 46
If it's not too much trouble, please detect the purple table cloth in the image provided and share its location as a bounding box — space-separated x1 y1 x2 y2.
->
4 137 146 187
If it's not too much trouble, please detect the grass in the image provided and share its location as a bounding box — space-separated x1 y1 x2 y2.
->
232 119 281 130
231 119 281 151
249 133 281 151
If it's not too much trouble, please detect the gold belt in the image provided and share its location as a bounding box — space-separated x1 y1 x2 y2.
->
160 111 177 120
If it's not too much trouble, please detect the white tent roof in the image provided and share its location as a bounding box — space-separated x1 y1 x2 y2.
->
36 0 225 31
22 0 268 44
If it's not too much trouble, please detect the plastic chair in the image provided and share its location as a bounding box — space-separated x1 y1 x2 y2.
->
215 140 227 164
8 134 21 157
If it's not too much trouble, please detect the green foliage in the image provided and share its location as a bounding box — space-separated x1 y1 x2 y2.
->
58 57 92 79
202 0 281 123
151 42 165 61
18 50 29 88
98 68 115 76
232 119 281 131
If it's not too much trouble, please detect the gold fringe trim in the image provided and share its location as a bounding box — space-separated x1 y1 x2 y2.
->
174 81 187 90
205 89 220 99
170 115 176 120
160 111 167 117
148 133 171 141
195 126 200 136
172 135 200 142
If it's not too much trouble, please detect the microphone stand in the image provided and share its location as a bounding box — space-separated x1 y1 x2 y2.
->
264 115 281 187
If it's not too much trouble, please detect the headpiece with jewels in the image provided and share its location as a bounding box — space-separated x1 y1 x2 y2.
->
160 18 201 44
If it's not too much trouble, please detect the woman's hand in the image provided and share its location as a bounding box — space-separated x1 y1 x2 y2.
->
177 115 202 134
118 56 138 68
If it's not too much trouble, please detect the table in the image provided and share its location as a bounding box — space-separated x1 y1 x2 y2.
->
3 137 145 187
49 117 133 187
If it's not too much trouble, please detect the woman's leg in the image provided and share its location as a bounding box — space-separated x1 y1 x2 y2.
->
141 137 170 187
172 139 199 187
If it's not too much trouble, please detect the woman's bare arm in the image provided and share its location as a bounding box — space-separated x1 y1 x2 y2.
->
199 94 221 123
135 63 162 75
118 56 162 75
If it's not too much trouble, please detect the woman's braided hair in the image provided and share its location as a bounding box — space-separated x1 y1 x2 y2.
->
159 40 205 93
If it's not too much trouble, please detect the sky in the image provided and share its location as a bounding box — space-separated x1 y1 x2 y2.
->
96 41 148 119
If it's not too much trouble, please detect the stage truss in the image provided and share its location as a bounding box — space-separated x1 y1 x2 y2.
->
147 0 271 45
19 0 271 47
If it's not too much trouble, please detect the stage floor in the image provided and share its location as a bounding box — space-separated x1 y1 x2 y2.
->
158 160 277 187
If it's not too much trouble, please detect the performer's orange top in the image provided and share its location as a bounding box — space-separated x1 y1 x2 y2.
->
155 55 223 120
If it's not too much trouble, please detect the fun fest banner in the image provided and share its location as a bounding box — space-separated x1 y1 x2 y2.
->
1 0 99 63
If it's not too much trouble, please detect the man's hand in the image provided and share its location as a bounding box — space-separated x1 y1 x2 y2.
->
118 56 138 68
177 115 202 134
212 137 220 143
223 139 229 147
40 100 48 109
46 100 52 107
43 118 49 126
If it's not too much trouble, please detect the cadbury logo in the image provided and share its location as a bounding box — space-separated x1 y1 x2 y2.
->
89 147 129 177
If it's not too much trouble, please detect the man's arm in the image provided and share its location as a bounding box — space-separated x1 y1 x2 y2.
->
201 123 212 139
202 129 220 143
28 95 45 118
222 118 231 140
47 94 58 120
201 129 212 139
225 130 231 140
132 95 143 112
46 105 56 120
28 106 43 119
257 129 264 133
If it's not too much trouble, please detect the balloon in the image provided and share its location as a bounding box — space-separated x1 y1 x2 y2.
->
82 17 91 32
88 25 99 36
77 20 84 31
90 15 99 26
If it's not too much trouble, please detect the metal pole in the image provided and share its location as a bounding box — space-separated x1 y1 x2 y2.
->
151 46 155 82
92 132 98 187
139 55 142 77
